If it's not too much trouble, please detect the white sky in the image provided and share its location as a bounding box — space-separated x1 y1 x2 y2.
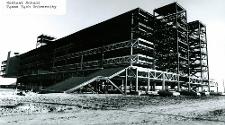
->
0 0 224 86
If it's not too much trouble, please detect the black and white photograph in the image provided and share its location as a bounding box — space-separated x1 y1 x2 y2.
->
0 0 225 124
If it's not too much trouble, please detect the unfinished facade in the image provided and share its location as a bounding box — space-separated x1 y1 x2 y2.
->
1 2 209 94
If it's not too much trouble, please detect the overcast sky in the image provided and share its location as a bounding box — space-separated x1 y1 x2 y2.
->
0 0 225 86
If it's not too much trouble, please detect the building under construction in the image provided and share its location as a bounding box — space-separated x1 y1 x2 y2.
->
1 3 209 94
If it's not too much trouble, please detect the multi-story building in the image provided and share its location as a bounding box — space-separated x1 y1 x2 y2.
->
1 2 209 94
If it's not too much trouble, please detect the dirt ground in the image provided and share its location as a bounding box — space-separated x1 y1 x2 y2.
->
1 88 225 125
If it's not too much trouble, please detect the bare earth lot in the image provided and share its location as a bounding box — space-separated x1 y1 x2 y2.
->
1 89 225 125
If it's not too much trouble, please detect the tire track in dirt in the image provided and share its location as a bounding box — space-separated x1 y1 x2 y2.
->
22 99 225 123
23 101 120 110
6 114 79 124
121 109 225 123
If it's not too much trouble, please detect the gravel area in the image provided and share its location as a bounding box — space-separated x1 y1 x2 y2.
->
1 88 225 125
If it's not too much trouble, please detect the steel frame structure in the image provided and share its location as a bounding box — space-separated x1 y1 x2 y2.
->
1 2 210 93
153 3 189 76
53 38 154 72
188 20 209 85
65 65 204 94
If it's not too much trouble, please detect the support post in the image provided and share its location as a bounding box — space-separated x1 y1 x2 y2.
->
165 84 168 90
208 84 210 93
217 82 219 93
188 77 191 91
205 27 210 92
130 81 132 92
130 13 134 66
135 69 138 92
177 76 181 91
188 82 191 92
130 43 133 66
124 69 128 95
95 82 97 92
153 83 156 91
201 85 204 92
147 72 150 92
162 73 165 90
80 53 84 70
